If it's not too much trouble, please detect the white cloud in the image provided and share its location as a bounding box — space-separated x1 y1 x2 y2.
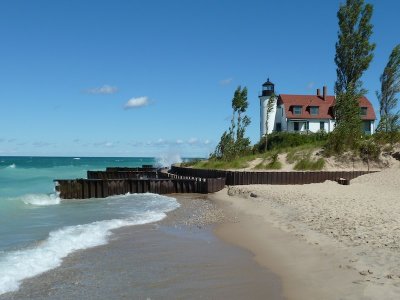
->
176 139 184 144
204 139 211 145
155 138 166 145
87 85 118 94
124 97 149 109
220 78 233 86
188 138 198 145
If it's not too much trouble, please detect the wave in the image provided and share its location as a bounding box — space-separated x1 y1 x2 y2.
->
6 164 16 169
72 158 80 160
21 193 61 206
0 194 179 295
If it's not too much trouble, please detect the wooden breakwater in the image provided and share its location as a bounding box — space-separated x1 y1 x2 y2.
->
170 166 376 185
55 164 377 200
55 178 226 199
87 170 170 180
55 165 226 199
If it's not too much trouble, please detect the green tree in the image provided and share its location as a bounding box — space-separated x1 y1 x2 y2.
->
376 44 400 132
331 0 375 151
264 93 277 152
213 86 251 160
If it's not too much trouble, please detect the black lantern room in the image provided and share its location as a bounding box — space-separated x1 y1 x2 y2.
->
261 78 274 96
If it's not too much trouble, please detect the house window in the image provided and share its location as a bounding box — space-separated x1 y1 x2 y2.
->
294 122 299 131
310 106 319 116
360 107 367 116
320 121 325 130
363 121 371 133
276 123 282 132
293 106 302 115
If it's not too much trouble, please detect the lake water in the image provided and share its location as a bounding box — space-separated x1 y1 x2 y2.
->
0 156 179 295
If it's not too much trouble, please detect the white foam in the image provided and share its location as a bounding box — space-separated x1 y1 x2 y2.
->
157 153 182 168
72 158 80 160
0 211 167 295
7 164 16 169
21 193 61 206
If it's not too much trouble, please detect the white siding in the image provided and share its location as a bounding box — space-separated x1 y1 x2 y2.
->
283 119 333 133
308 120 330 132
308 121 320 132
287 121 307 132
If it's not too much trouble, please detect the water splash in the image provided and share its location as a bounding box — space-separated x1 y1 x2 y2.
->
21 193 61 206
156 153 182 168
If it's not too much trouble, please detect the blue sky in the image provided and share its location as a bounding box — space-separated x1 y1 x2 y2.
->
0 0 398 157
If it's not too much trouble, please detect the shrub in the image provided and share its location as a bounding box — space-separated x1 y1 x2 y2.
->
372 131 400 145
359 140 381 161
256 132 328 153
266 153 282 169
254 153 282 170
294 156 325 170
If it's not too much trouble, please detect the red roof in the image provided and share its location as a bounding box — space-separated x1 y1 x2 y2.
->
278 94 376 120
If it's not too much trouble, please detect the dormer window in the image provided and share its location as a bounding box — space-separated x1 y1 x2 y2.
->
293 106 302 115
360 107 367 116
310 106 319 116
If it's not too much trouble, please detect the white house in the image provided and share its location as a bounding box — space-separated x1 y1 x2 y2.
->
259 79 376 138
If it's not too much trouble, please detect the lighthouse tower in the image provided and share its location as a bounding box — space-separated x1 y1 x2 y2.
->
259 78 276 138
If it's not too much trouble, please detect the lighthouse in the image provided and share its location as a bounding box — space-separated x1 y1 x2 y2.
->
259 78 276 138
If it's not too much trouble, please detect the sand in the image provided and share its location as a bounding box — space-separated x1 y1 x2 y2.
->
211 164 400 299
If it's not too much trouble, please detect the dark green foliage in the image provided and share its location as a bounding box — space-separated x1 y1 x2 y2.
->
372 131 400 145
359 139 381 160
213 86 251 160
377 44 400 133
256 132 328 152
330 0 375 153
359 139 381 171
334 0 375 97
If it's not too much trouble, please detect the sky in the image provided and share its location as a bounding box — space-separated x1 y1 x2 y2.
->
0 0 399 157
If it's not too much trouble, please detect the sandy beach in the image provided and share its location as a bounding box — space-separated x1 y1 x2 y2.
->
212 162 400 299
3 164 400 299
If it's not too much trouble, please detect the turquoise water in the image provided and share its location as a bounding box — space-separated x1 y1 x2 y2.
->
0 157 180 295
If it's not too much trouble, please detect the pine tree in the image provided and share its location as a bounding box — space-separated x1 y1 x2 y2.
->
332 0 375 151
377 44 400 132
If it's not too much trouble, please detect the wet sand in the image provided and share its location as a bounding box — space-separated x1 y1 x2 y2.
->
1 195 283 300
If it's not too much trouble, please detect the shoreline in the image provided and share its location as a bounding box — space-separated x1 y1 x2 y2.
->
211 164 400 300
211 190 364 300
0 194 283 300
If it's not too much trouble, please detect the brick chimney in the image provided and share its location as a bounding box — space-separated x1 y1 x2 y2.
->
323 86 327 100
317 88 321 97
